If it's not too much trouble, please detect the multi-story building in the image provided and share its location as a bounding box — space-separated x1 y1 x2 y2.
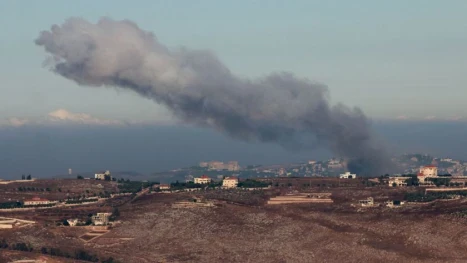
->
194 175 212 184
95 170 111 180
222 177 238 188
418 165 438 183
92 213 111 226
419 165 438 176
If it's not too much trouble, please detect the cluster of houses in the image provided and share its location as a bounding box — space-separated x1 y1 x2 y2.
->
193 174 239 188
67 212 112 227
357 197 405 208
388 165 467 187
155 175 239 191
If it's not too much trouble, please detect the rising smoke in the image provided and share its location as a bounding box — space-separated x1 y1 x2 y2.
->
35 17 391 176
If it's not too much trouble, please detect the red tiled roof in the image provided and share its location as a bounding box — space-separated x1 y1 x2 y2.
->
424 165 437 168
417 172 424 176
25 197 50 202
200 175 210 179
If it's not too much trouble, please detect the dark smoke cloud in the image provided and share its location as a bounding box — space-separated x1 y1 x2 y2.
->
35 17 391 176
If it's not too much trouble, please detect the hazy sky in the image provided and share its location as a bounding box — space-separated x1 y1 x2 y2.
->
1 0 467 125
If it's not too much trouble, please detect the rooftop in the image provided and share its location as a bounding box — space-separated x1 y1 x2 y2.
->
25 197 50 202
224 177 238 181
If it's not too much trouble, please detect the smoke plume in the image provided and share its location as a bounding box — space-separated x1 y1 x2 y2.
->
35 17 390 176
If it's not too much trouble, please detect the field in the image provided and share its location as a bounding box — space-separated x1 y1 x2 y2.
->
2 180 467 262
0 179 118 203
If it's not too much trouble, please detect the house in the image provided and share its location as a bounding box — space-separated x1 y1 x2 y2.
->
23 197 56 206
159 184 171 190
92 213 111 226
95 170 111 180
388 176 411 187
194 175 212 184
340 172 357 179
386 200 405 207
222 177 238 188
418 165 438 184
359 197 374 207
67 219 80 226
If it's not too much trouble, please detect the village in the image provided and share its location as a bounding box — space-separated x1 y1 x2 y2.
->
3 162 467 262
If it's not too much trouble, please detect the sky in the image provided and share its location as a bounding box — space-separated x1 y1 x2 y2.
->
1 0 467 125
1 1 467 178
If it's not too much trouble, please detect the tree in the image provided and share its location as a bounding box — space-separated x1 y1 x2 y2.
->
77 175 84 180
102 257 115 263
392 183 397 187
27 174 31 180
62 219 70 226
21 174 25 180
41 247 48 254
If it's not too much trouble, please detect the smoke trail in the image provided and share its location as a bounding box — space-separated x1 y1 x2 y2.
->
35 17 390 176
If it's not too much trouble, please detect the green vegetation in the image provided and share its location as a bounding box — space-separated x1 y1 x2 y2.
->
110 207 120 221
427 177 451 187
405 190 467 202
65 198 98 204
118 180 157 193
237 179 269 188
404 175 420 186
23 203 55 208
170 181 203 190
0 201 22 209
77 175 84 179
18 187 47 192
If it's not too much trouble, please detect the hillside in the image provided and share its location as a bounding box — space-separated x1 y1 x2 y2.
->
2 191 467 262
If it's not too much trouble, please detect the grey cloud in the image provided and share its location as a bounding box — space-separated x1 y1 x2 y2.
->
35 17 391 175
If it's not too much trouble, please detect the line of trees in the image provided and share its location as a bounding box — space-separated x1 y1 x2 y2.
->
237 179 269 188
405 190 467 202
0 239 116 262
21 174 32 180
18 187 51 192
0 201 22 209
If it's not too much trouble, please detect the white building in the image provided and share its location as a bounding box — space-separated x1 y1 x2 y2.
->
23 197 56 206
340 172 357 179
95 170 111 180
419 165 438 177
388 176 411 187
222 177 238 188
92 213 111 226
194 175 212 184
159 184 171 190
67 219 80 226
418 165 438 183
